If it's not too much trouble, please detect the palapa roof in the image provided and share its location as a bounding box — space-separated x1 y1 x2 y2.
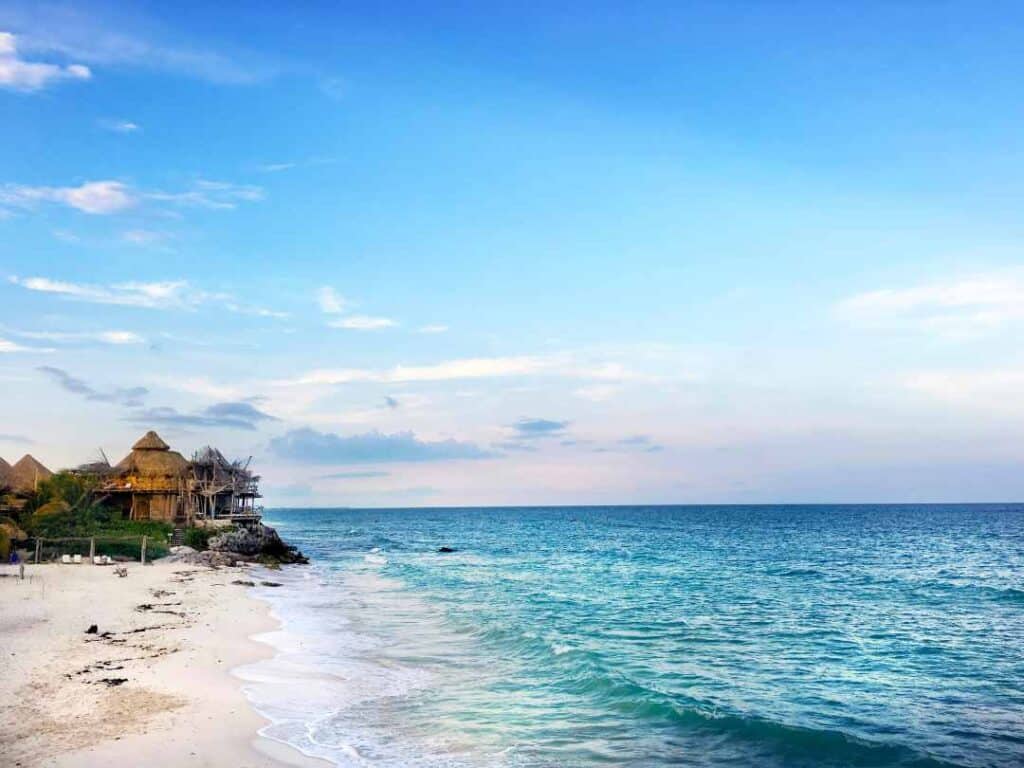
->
9 454 54 493
0 456 11 488
133 430 170 451
114 430 188 477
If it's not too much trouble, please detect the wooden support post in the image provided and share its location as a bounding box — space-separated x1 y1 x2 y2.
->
141 535 148 566
35 538 41 564
89 537 95 563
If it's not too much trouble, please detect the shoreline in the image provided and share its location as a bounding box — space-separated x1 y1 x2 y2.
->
0 561 328 768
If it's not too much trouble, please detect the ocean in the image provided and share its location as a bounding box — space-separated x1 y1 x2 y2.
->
236 505 1024 767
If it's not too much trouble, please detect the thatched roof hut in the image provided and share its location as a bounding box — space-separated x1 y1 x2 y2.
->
0 456 11 488
114 431 188 477
9 455 53 493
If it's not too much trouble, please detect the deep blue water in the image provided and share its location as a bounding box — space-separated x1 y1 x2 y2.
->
239 505 1024 767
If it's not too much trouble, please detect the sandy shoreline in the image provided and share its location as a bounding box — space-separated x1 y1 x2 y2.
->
0 561 327 768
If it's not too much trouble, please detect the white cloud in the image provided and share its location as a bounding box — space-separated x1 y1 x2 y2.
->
282 355 640 387
121 229 164 245
102 119 140 133
256 162 296 173
5 10 273 85
146 179 263 210
10 275 288 318
317 287 346 314
417 324 449 334
328 315 397 330
225 302 290 319
905 369 1024 408
837 271 1024 340
1 180 134 214
0 336 53 353
0 31 91 91
2 177 262 217
11 275 203 309
10 329 144 345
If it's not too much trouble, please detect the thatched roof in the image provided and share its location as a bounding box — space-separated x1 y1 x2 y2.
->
9 455 53 493
133 430 170 451
114 431 188 477
0 456 11 488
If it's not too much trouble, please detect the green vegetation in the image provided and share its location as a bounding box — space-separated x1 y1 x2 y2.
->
183 526 222 551
0 527 9 561
9 472 172 555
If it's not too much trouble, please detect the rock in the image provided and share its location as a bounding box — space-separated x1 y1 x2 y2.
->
208 524 308 565
260 581 282 587
169 545 197 555
157 549 250 567
232 579 256 587
85 624 98 634
438 546 458 553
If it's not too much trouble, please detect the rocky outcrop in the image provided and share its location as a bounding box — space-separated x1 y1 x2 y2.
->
208 523 308 564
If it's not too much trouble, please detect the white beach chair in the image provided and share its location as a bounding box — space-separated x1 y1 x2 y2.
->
93 556 104 565
61 554 71 564
73 554 83 564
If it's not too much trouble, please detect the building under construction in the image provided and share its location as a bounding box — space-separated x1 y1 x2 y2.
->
88 431 262 527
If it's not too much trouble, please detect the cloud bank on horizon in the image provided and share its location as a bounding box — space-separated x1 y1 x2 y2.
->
2 1 1023 505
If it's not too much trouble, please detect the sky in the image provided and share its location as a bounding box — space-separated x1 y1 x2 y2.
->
2 1 1023 506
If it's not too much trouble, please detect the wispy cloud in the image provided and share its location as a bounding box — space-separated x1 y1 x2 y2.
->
256 162 296 173
39 366 148 406
283 355 638 387
0 432 33 444
10 329 144 345
1 178 262 216
127 401 278 431
1 180 134 214
837 271 1024 340
2 8 274 85
417 324 449 334
269 427 495 464
0 31 90 91
317 286 346 314
11 275 200 308
320 470 391 480
328 315 397 330
101 119 140 133
904 369 1024 408
121 229 165 245
10 275 285 318
146 179 263 210
0 337 53 353
510 418 570 439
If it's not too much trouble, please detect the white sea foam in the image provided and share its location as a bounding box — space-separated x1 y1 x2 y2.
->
237 563 482 767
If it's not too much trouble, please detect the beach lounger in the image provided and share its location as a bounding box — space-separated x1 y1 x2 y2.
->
73 554 82 564
61 554 71 564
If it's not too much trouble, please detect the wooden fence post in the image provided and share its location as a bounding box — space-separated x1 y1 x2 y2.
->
89 537 95 564
35 538 41 564
141 535 147 566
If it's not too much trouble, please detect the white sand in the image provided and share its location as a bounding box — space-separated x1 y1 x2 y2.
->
0 561 327 768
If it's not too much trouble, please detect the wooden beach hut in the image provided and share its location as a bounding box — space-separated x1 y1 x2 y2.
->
0 456 11 489
105 431 190 523
8 454 53 494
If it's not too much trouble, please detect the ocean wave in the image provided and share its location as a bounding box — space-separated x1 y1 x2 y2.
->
559 666 960 767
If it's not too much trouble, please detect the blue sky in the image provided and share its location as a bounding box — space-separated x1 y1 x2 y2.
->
2 1 1023 505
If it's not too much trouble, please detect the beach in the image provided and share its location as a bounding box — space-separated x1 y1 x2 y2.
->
0 560 324 768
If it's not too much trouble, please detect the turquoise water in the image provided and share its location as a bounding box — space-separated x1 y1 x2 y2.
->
240 505 1024 767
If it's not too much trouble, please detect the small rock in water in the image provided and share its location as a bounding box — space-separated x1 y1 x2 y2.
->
260 580 282 587
85 624 98 634
232 579 256 587
438 546 458 553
